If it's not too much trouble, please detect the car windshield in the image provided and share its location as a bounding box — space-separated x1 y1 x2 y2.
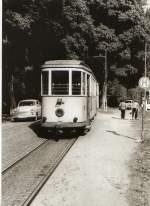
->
125 100 132 103
19 101 35 106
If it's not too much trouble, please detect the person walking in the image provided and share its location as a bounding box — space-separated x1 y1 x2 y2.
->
132 100 140 120
119 99 126 119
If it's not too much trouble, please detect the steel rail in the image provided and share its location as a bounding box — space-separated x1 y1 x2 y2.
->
21 138 77 206
2 139 49 174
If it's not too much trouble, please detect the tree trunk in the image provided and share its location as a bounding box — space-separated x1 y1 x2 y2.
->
9 75 16 115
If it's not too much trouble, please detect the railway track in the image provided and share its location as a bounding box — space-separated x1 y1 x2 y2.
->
21 138 77 206
2 136 77 206
2 139 49 174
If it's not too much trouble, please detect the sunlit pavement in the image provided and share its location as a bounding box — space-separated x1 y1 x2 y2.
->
30 109 141 206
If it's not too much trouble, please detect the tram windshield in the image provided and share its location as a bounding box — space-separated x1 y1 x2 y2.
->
52 71 69 95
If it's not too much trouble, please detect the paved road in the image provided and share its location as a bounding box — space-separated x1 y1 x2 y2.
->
2 109 146 206
2 121 45 170
2 120 77 206
29 109 141 206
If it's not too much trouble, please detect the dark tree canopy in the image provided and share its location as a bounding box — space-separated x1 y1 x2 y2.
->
2 0 150 112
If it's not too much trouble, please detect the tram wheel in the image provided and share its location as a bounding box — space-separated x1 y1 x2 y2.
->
77 128 86 135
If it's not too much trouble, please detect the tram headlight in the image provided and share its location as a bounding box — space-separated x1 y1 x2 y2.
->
55 108 64 117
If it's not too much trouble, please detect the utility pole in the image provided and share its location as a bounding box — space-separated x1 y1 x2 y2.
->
140 43 147 142
93 49 108 112
144 43 147 109
145 43 147 78
103 49 107 112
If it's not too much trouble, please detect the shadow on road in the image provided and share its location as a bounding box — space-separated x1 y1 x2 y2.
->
111 117 133 120
29 121 83 141
106 130 136 140
111 117 121 119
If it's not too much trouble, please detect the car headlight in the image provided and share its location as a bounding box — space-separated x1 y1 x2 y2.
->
31 108 36 112
30 109 36 113
12 109 17 114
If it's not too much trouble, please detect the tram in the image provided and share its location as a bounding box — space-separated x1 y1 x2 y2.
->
40 60 99 133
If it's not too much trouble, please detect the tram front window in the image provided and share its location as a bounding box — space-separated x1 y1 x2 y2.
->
42 71 49 95
72 71 81 95
52 71 69 95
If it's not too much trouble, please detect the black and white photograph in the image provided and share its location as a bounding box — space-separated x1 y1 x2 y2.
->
2 0 150 206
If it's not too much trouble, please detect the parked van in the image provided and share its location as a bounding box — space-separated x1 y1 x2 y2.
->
146 99 150 111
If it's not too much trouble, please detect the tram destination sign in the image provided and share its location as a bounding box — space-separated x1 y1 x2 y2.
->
138 77 150 89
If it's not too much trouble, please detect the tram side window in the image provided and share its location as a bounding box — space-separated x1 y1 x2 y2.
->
52 71 69 95
42 71 49 95
72 71 81 95
82 72 86 95
87 75 90 96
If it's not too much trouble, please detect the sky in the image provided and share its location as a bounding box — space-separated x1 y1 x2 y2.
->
143 0 150 11
147 0 150 7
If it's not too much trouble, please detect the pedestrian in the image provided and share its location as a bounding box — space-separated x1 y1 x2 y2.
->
132 100 140 120
119 99 126 119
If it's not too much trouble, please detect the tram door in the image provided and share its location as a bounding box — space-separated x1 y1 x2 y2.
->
87 74 90 124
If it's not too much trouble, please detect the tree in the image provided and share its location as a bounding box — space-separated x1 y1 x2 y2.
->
108 79 127 106
88 0 149 88
61 0 95 60
2 0 150 112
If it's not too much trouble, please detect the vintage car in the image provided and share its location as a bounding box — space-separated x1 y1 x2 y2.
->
11 99 41 121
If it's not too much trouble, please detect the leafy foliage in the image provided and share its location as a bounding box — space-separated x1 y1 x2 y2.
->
2 0 150 112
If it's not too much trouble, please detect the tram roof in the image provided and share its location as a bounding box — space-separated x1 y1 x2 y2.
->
41 60 94 75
